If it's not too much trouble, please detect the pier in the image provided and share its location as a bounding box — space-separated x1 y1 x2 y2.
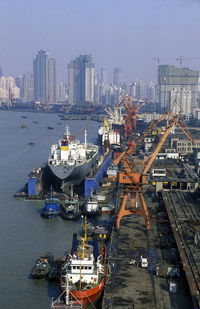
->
103 190 193 308
162 191 200 308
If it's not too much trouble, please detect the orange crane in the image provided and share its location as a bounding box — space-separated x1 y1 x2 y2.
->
68 123 88 141
115 111 194 230
118 95 146 151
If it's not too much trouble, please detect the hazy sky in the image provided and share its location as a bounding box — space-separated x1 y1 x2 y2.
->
0 0 200 82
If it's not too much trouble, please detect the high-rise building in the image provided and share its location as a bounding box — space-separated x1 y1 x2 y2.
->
0 76 20 99
23 73 34 102
57 82 67 103
33 49 56 105
0 67 3 77
68 55 95 105
113 67 122 87
100 67 108 84
158 65 199 115
48 58 57 105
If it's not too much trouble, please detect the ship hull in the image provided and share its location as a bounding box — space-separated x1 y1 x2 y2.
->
82 208 102 217
48 154 98 185
61 212 81 220
62 278 105 308
41 209 61 219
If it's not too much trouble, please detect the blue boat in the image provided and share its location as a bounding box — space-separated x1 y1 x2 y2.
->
41 188 61 219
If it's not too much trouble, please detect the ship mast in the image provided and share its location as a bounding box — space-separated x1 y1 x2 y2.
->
84 130 87 150
65 277 70 305
79 216 87 290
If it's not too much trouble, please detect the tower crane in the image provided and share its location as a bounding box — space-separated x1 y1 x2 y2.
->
176 56 200 67
153 56 200 67
114 111 194 230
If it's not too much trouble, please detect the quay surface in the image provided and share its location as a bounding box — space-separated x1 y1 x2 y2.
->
103 190 193 309
162 191 200 308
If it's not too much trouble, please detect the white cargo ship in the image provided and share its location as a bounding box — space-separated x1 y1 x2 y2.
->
48 126 99 185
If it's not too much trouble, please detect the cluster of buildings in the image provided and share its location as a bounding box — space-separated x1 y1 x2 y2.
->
1 52 200 118
0 51 157 107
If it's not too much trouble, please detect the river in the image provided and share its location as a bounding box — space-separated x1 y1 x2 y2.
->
0 110 100 309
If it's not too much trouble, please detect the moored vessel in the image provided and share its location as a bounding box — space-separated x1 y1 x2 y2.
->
48 126 99 185
60 219 107 308
41 187 62 219
61 186 81 220
31 252 54 279
81 194 102 217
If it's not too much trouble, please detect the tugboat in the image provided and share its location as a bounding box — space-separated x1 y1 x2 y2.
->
60 218 107 308
28 141 36 145
31 252 54 279
61 186 81 221
82 193 102 217
48 257 66 282
20 124 27 129
41 187 62 219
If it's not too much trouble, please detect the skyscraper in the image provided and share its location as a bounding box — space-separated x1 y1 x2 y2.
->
68 55 95 105
113 67 122 87
158 65 199 115
23 73 34 102
0 67 3 77
100 67 108 84
33 49 56 105
57 82 67 103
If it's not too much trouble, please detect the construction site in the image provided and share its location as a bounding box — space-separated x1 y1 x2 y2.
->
102 95 200 309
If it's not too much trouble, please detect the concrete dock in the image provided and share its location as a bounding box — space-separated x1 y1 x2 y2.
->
103 191 193 309
162 191 200 308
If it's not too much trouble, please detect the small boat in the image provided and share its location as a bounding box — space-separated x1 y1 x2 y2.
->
47 126 54 130
48 257 66 281
41 187 62 219
82 194 102 217
21 115 27 119
60 218 107 308
31 252 54 279
61 186 81 220
20 124 27 129
28 141 36 145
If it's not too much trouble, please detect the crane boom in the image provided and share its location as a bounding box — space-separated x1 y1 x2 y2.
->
142 122 174 175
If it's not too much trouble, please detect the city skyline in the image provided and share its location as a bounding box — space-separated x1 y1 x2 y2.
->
1 0 200 82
